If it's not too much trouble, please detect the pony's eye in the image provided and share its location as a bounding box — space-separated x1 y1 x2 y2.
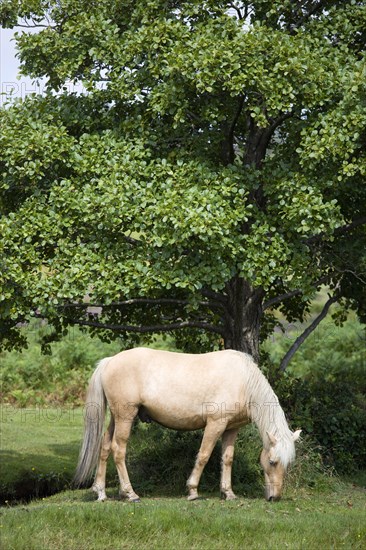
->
269 459 277 466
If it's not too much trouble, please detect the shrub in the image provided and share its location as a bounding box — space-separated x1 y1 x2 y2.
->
262 316 366 473
262 356 366 474
0 321 121 406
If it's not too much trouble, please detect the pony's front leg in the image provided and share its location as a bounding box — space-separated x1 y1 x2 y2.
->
92 417 114 501
186 422 225 501
220 428 239 500
111 410 140 503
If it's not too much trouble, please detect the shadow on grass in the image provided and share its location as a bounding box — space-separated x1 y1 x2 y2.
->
0 440 80 504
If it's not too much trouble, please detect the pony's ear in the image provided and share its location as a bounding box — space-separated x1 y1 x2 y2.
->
292 429 302 442
266 431 278 447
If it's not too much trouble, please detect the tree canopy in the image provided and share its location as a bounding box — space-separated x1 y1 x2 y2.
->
1 0 365 364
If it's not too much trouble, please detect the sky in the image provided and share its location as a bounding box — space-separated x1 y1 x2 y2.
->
0 26 45 105
0 25 83 105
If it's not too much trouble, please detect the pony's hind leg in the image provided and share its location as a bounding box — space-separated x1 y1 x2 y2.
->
220 428 239 500
93 415 114 501
111 405 140 503
186 421 226 501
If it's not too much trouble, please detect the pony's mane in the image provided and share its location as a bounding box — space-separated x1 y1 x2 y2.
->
238 352 296 468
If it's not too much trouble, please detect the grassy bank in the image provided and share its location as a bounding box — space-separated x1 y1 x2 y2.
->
1 486 365 550
0 405 340 504
1 406 365 548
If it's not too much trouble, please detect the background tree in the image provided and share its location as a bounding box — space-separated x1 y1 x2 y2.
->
1 0 365 363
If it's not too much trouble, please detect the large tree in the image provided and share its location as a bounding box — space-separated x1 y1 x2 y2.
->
1 0 365 363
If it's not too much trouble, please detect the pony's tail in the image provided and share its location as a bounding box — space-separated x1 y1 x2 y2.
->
73 358 110 487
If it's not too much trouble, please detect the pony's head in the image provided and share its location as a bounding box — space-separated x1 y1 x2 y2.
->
260 429 301 501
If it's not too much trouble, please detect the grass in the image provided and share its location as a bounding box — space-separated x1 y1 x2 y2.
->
1 406 365 548
0 407 83 502
1 486 365 549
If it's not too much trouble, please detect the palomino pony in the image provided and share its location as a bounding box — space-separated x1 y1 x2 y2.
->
74 348 301 502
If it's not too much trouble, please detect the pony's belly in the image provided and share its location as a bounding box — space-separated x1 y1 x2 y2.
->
143 409 207 431
141 400 249 431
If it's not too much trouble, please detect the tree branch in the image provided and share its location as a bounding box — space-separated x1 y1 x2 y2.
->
62 297 226 310
279 292 339 372
15 23 55 28
305 216 366 245
244 109 294 169
337 269 366 286
291 1 326 31
62 316 224 335
263 288 304 310
123 234 141 245
228 2 245 20
256 111 295 165
333 216 366 236
227 95 246 164
263 275 330 310
201 288 228 305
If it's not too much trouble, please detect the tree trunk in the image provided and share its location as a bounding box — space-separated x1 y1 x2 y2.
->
224 277 264 364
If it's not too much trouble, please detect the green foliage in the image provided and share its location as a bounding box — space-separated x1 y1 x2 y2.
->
0 0 365 354
262 317 366 472
282 374 366 473
0 320 121 405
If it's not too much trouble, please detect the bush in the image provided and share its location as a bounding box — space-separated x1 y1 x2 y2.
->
0 320 121 406
262 356 366 474
262 315 366 473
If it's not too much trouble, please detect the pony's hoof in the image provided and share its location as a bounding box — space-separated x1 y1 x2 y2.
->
92 485 107 501
129 497 141 503
187 493 199 501
221 491 237 501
